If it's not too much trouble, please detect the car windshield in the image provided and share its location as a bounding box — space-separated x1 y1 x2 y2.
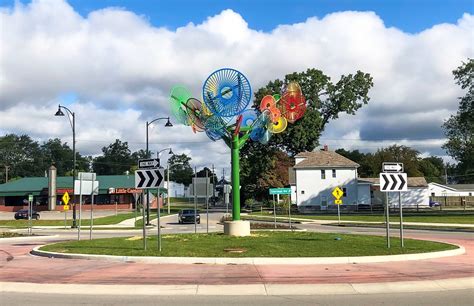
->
182 210 198 214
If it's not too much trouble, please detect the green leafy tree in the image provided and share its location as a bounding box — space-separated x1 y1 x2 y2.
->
40 138 90 176
419 156 445 183
241 68 373 199
335 148 373 177
167 153 193 186
442 59 474 183
92 139 134 175
0 134 44 182
196 167 218 183
366 145 424 177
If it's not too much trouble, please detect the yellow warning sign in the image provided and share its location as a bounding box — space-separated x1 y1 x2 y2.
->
62 192 70 205
332 187 344 200
63 205 69 211
335 199 343 205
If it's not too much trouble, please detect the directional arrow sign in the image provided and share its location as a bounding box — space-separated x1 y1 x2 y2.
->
135 169 164 189
138 158 160 169
382 162 404 173
379 173 407 192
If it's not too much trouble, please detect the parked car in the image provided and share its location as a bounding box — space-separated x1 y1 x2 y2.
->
429 200 440 208
14 209 40 220
178 209 200 224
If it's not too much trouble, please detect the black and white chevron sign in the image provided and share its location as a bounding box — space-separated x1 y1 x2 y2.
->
135 169 164 189
379 173 407 192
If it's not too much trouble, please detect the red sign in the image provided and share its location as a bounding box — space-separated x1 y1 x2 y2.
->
110 188 141 194
56 188 73 194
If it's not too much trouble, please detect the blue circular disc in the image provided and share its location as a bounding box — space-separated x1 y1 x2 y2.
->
202 68 252 118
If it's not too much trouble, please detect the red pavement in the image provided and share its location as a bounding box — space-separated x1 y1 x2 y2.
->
0 234 473 285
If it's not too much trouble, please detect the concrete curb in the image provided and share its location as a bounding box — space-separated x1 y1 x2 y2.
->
1 277 473 295
0 235 59 243
31 243 464 265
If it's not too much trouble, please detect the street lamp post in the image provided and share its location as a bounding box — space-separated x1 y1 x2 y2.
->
157 148 173 214
145 117 172 225
54 105 77 228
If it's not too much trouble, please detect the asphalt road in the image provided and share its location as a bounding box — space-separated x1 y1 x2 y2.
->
2 289 473 306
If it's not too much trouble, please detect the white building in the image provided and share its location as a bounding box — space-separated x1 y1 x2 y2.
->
428 183 474 197
163 181 186 198
291 150 430 212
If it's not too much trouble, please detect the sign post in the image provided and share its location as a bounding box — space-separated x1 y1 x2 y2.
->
75 172 98 241
380 164 407 248
136 160 165 251
28 194 33 235
332 187 344 225
269 188 292 229
62 192 70 229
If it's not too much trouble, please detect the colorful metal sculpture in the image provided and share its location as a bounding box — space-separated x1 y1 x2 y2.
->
169 68 307 221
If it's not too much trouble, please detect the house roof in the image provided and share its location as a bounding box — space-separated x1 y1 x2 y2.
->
358 177 428 187
447 184 474 191
294 151 359 168
0 175 138 196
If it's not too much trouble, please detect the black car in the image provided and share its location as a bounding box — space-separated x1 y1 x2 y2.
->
178 209 200 224
14 209 40 220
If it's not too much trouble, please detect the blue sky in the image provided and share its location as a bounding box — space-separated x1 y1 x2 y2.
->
2 0 473 33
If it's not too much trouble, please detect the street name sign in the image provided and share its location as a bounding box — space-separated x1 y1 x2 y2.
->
332 187 344 200
269 188 292 195
138 158 160 169
380 173 407 192
62 192 70 205
28 194 33 202
135 169 164 189
382 162 404 173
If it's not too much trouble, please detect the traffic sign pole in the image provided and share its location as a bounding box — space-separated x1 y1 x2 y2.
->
337 202 341 225
157 189 161 252
399 191 404 248
385 192 390 248
273 194 276 229
142 191 147 251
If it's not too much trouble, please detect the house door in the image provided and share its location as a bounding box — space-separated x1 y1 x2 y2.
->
321 196 328 210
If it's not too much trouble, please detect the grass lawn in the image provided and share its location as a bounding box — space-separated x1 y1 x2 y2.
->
40 231 456 257
246 212 474 224
327 222 474 232
0 212 138 228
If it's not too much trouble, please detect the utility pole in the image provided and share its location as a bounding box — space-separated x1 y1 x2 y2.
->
4 165 10 183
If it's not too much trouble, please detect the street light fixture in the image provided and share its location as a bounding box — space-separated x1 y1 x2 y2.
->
54 104 77 228
145 117 173 225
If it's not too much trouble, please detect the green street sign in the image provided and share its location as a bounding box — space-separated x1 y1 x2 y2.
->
269 188 292 195
28 194 33 202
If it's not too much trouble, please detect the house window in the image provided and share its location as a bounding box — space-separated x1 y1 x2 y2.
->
321 170 326 179
431 193 435 196
321 196 327 206
469 193 472 196
301 190 305 195
343 188 347 197
332 169 336 178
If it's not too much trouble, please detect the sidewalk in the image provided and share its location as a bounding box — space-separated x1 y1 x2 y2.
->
244 214 474 228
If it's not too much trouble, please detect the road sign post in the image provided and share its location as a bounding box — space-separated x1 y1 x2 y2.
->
28 194 33 236
332 187 344 225
62 192 70 230
269 188 292 229
380 163 407 249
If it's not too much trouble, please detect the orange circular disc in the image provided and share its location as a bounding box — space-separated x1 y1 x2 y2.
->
267 116 287 133
269 107 281 123
286 82 302 94
259 95 276 111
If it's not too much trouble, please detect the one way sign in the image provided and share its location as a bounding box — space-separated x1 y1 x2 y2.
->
380 173 407 192
135 169 164 189
138 158 160 169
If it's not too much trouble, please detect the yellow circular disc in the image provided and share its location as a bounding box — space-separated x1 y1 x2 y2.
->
286 82 301 94
267 117 287 134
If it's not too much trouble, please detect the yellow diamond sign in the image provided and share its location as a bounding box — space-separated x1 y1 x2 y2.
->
332 187 344 200
62 192 70 205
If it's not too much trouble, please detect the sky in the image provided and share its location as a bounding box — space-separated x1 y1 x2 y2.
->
0 0 473 176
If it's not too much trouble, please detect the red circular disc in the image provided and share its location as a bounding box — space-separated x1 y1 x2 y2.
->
280 92 306 123
260 95 276 112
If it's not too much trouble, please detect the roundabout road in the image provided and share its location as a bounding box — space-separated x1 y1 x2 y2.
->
0 218 473 286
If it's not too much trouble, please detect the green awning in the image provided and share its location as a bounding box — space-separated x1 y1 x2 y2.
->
0 191 41 197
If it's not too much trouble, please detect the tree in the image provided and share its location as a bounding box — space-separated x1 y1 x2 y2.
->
442 59 474 183
0 134 43 182
419 156 445 183
196 167 218 183
366 145 424 177
335 148 373 177
167 153 193 185
40 138 90 176
241 68 373 199
93 139 133 175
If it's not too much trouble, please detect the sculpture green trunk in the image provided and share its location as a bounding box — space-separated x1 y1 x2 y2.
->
231 133 240 221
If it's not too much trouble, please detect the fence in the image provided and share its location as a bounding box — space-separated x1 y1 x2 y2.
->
430 196 474 210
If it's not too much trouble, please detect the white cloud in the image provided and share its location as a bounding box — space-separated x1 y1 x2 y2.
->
0 0 473 173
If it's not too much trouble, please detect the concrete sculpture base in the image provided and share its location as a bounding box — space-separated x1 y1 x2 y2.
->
223 220 251 236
